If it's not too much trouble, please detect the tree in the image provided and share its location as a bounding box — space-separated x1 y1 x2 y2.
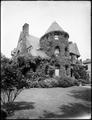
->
73 65 89 84
1 55 30 114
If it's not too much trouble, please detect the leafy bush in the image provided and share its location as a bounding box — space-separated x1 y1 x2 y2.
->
1 55 31 115
44 78 58 87
30 81 40 88
78 79 90 85
57 76 79 87
73 65 89 83
27 76 79 88
38 80 49 88
28 78 58 88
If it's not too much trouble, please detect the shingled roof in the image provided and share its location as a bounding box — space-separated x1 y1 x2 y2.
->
26 35 39 49
45 21 64 34
69 42 80 57
30 49 50 59
83 59 91 64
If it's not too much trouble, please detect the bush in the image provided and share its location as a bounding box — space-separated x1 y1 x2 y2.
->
28 81 39 88
78 79 89 85
73 65 89 82
38 80 49 88
44 78 58 88
28 78 58 88
57 76 79 87
28 77 79 88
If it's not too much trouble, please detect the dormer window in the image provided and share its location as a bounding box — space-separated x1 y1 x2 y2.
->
54 35 59 40
17 50 20 54
28 48 31 53
27 46 32 53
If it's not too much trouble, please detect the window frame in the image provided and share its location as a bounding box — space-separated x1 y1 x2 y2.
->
54 35 59 40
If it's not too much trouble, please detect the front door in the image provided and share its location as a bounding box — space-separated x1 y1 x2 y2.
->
55 69 59 76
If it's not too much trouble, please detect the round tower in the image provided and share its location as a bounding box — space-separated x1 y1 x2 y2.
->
40 22 71 77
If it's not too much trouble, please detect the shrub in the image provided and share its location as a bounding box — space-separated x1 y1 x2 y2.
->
28 77 79 88
57 76 79 87
38 80 49 88
28 81 39 88
1 56 30 115
44 78 58 88
28 78 59 88
78 79 89 85
73 65 89 82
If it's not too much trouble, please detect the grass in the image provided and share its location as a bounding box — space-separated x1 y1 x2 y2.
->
69 88 91 102
5 86 91 119
41 103 91 119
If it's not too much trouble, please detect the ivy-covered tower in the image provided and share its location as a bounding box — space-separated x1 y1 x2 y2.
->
40 22 71 77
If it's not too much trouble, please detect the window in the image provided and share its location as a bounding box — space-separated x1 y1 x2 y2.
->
27 46 32 53
65 47 68 56
71 69 73 77
28 48 31 53
55 64 60 69
17 50 20 54
54 35 59 40
65 65 68 71
55 46 60 56
45 66 49 74
65 65 68 76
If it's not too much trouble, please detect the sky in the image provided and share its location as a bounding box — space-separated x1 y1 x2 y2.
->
1 1 91 60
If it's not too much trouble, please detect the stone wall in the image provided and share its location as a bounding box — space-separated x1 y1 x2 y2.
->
40 31 71 77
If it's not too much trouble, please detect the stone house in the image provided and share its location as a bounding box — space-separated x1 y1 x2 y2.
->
11 22 81 77
83 59 91 81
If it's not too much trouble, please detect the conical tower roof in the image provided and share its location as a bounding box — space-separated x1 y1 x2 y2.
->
45 21 64 34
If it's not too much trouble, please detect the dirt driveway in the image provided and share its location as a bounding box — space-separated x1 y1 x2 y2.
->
7 86 91 119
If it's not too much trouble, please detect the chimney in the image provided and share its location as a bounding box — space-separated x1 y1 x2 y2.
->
22 23 29 35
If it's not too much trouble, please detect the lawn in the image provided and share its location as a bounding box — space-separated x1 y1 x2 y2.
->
6 86 91 119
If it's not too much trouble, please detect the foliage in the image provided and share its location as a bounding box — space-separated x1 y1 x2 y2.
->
23 55 80 88
73 65 89 84
27 76 79 88
43 78 58 87
28 78 58 88
1 55 30 110
25 56 55 82
57 76 79 87
16 54 36 75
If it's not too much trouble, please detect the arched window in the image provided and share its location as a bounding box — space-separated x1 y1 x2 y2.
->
54 46 60 56
55 64 60 69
